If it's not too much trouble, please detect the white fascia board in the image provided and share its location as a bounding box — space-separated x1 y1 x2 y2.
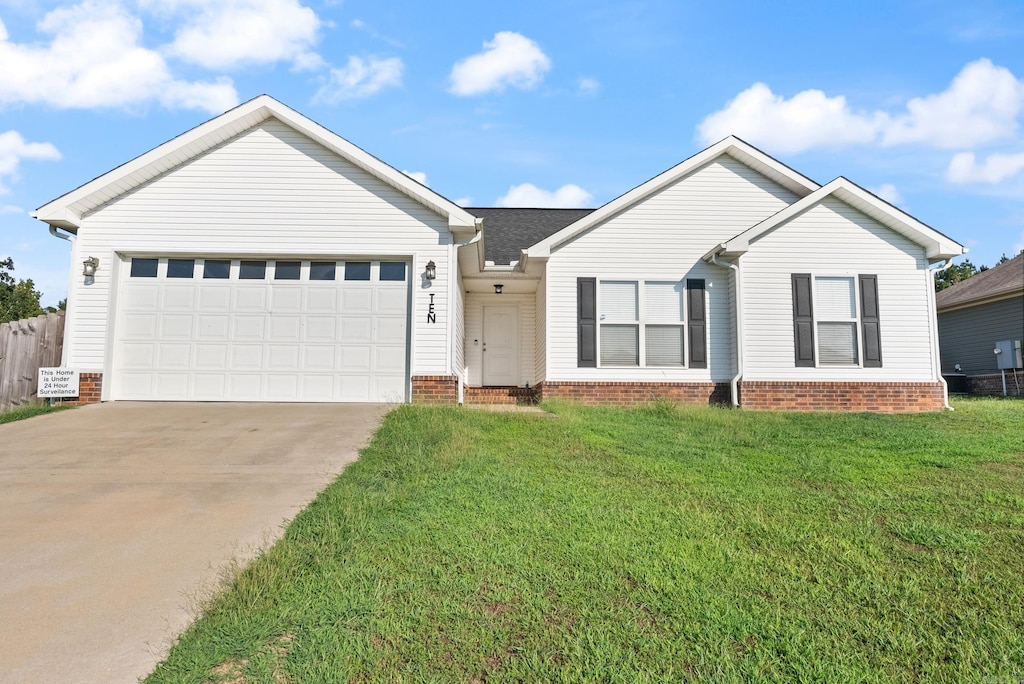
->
719 177 967 261
33 94 477 231
524 136 819 259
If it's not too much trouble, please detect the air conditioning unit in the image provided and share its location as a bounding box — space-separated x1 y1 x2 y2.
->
994 339 1023 370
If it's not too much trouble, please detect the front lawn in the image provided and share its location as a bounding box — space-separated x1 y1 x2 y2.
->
0 402 73 424
148 399 1024 683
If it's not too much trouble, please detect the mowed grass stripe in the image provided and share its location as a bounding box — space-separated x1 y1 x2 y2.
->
147 399 1024 683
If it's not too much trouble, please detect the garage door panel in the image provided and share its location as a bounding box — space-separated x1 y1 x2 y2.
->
231 345 263 369
234 287 268 312
306 288 337 312
125 285 159 309
271 287 302 311
193 374 227 399
195 344 228 369
160 314 194 338
377 288 407 314
304 317 336 341
303 346 336 370
269 316 301 341
120 342 155 368
123 314 158 339
229 374 262 400
157 343 190 368
115 257 409 402
155 373 189 399
199 287 231 311
197 316 230 340
232 316 266 340
342 288 372 313
268 345 300 370
162 286 195 310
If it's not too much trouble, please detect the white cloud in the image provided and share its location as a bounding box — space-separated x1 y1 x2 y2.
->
883 59 1024 148
0 130 61 193
946 151 1024 184
453 196 473 206
697 59 1024 154
577 77 600 96
449 32 551 96
402 170 428 185
314 56 403 103
0 2 237 113
870 183 903 205
697 83 883 154
156 0 324 71
496 183 593 208
0 204 24 214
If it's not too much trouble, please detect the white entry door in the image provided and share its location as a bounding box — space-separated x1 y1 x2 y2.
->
482 305 518 386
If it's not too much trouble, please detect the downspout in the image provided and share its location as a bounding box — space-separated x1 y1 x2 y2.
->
47 225 77 367
708 250 743 407
928 258 955 410
452 219 484 405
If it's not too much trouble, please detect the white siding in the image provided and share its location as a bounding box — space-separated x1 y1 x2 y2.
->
742 197 935 381
464 293 536 386
64 119 453 380
546 156 797 382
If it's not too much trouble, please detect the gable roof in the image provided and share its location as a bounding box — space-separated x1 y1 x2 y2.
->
467 208 595 265
706 177 966 263
936 251 1024 311
523 136 820 261
32 95 479 233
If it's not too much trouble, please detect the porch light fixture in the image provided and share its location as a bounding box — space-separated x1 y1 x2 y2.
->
425 260 436 280
494 283 503 294
82 257 99 277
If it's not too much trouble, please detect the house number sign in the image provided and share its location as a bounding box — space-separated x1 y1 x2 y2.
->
427 293 436 324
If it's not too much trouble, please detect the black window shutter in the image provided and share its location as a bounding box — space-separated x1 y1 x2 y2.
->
859 274 882 367
792 274 815 367
686 279 707 368
577 278 597 367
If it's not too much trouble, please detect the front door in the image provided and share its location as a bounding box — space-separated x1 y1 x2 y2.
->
482 305 518 386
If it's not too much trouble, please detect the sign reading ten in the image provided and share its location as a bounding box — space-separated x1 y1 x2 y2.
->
38 368 80 398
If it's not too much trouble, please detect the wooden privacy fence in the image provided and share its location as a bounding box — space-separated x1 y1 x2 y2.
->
0 311 65 412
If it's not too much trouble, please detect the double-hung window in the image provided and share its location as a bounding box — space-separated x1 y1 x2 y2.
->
792 274 882 368
579 279 703 368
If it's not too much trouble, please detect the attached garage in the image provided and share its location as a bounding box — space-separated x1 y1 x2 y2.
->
114 257 410 402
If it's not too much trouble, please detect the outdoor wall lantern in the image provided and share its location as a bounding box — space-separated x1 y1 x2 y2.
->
82 257 99 277
494 283 503 294
425 260 436 280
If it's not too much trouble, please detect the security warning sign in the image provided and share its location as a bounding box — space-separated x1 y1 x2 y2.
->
38 368 80 398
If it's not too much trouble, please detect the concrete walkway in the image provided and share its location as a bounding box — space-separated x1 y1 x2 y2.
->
0 402 387 684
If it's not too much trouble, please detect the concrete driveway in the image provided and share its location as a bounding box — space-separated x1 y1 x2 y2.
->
0 401 387 684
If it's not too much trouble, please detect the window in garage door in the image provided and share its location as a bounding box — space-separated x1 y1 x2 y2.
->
115 258 410 403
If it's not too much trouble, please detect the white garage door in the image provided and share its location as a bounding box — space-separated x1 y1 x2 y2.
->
113 257 410 402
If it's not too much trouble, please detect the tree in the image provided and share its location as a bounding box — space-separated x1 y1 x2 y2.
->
0 257 46 323
934 259 981 291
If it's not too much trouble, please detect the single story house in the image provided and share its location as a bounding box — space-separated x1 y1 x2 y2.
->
33 95 966 412
936 252 1024 396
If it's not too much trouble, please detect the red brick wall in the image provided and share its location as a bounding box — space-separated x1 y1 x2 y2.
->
966 372 1024 397
738 381 946 413
463 386 538 405
59 372 103 405
410 375 458 404
535 381 731 406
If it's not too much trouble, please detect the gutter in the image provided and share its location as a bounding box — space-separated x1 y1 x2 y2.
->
450 218 483 404
705 247 743 407
928 258 956 411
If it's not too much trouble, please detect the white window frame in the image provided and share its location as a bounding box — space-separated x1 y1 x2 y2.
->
596 279 687 368
812 274 861 368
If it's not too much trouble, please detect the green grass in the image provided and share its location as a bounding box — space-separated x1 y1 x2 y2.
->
147 399 1024 683
0 402 73 424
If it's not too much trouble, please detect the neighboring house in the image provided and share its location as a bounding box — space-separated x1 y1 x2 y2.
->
936 252 1024 396
32 96 965 412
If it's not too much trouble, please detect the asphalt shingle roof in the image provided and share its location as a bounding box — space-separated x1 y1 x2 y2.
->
935 252 1024 310
466 208 595 265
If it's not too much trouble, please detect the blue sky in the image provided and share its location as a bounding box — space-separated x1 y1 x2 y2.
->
2 0 1023 307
